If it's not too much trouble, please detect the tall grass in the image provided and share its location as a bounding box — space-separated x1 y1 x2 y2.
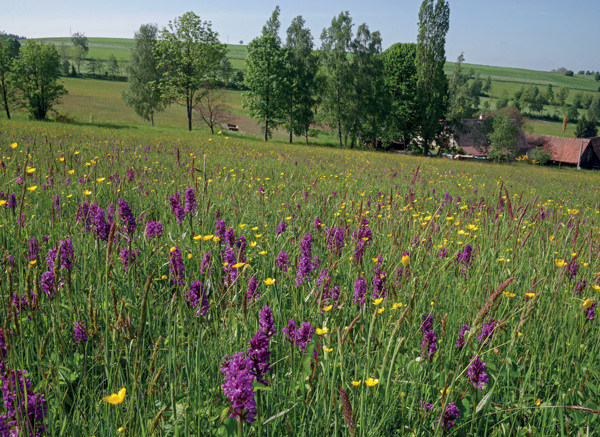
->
0 120 599 435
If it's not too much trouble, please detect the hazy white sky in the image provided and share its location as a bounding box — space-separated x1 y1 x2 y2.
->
4 0 600 71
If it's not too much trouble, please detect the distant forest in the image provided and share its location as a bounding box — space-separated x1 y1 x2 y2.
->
0 31 26 40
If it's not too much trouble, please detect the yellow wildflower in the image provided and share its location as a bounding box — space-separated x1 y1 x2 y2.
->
365 378 379 387
316 327 328 335
555 259 565 268
103 388 126 405
351 380 361 386
401 255 410 267
583 299 594 309
26 186 37 192
372 298 383 306
322 305 333 312
263 278 275 285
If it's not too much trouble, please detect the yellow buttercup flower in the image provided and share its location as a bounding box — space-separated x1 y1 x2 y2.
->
392 302 403 310
187 253 193 259
170 246 177 252
351 380 362 386
68 170 75 175
555 259 565 268
316 327 328 335
26 167 36 174
593 285 600 291
10 143 17 149
103 388 126 405
535 398 542 406
401 255 410 267
232 262 245 269
583 299 594 309
193 235 202 240
27 186 37 192
83 190 92 196
323 347 333 353
202 235 214 241
322 305 333 312
365 378 379 387
0 200 6 207
213 236 220 242
549 235 554 241
258 250 267 255
263 278 275 285
372 298 383 306
250 241 257 247
96 177 105 182
377 307 385 314
503 291 516 298
525 292 535 298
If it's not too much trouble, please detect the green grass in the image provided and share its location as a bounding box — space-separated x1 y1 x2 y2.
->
445 62 600 94
1 118 600 436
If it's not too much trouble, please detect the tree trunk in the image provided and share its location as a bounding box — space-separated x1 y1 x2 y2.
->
305 127 309 145
150 111 154 127
1 83 9 119
187 94 192 131
264 120 269 142
289 114 293 144
336 87 343 147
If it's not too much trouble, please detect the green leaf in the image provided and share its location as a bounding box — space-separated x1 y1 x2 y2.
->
476 390 493 415
253 381 273 392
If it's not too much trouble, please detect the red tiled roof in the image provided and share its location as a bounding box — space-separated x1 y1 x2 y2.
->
524 134 596 164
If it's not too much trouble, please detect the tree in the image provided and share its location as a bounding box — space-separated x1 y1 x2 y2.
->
244 7 286 141
587 95 600 120
564 70 574 77
382 42 419 147
72 45 86 74
155 12 227 131
284 15 318 144
218 57 233 86
482 75 492 94
107 54 119 78
0 38 20 119
556 86 569 106
122 23 165 127
71 32 89 53
488 114 520 161
196 83 231 133
349 23 387 148
87 57 100 75
566 104 579 123
595 72 600 81
11 40 67 120
416 0 450 155
574 115 598 138
319 11 354 147
447 53 477 122
546 84 554 105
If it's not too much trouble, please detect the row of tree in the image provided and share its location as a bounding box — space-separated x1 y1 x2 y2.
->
120 1 452 153
242 1 450 154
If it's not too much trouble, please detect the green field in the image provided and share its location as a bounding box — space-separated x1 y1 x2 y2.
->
1 117 600 435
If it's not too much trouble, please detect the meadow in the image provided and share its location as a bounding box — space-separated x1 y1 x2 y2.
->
0 117 600 436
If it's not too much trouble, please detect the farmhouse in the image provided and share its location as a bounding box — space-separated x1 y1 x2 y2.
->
449 118 529 158
524 134 600 169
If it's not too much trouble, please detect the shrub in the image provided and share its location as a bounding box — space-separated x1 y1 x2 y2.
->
529 147 553 165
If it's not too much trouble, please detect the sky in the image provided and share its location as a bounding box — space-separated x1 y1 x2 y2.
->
4 0 600 72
